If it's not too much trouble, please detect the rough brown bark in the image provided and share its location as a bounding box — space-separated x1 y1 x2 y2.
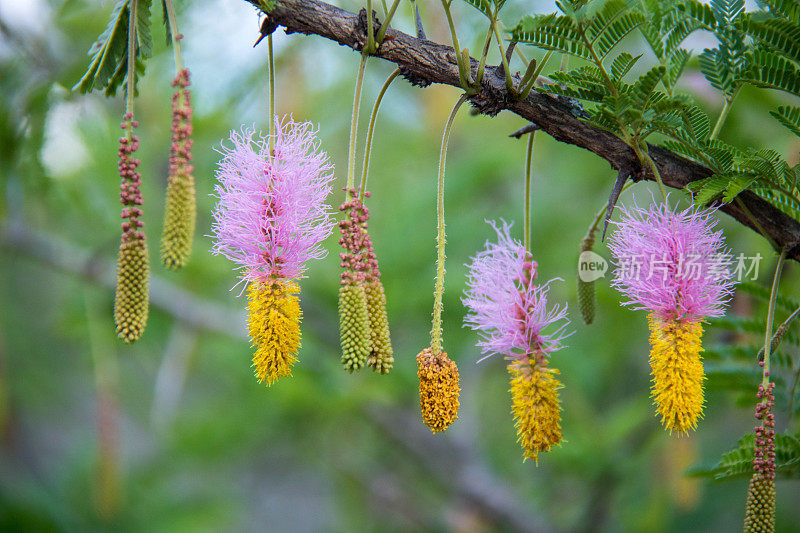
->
247 0 800 260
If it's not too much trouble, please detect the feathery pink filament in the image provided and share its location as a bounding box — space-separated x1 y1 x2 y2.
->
607 199 736 322
463 221 571 362
211 118 335 281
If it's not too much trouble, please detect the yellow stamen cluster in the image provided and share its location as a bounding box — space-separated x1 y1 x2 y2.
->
160 169 196 269
508 359 563 463
417 348 460 433
338 283 371 372
648 314 705 433
114 238 150 343
744 473 775 532
365 280 394 374
247 279 301 386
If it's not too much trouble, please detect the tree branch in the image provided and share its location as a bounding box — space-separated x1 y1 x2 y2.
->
248 0 800 260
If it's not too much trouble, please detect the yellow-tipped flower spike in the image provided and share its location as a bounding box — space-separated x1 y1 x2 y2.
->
744 473 775 533
365 280 394 374
417 348 460 433
247 279 301 386
508 359 563 463
338 283 371 372
114 237 150 343
648 314 705 433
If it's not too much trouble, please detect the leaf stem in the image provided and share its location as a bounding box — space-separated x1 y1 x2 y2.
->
431 94 467 354
763 249 787 387
523 131 535 251
375 0 401 44
709 89 739 141
440 0 471 90
475 19 494 87
359 68 401 201
346 55 368 197
492 22 514 92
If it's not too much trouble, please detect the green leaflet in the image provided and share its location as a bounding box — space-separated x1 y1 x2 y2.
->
74 0 153 96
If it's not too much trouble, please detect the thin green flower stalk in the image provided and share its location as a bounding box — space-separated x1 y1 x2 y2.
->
356 68 402 374
160 0 195 269
417 94 467 432
338 55 372 372
523 131 535 251
114 0 150 342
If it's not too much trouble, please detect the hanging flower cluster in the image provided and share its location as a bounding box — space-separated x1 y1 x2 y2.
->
161 67 196 270
744 381 776 531
212 118 335 386
114 114 150 343
337 189 394 374
608 200 736 433
463 221 571 462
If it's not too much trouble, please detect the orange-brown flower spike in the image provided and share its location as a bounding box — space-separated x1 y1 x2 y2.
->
417 348 460 433
248 279 301 386
648 314 705 433
508 359 563 463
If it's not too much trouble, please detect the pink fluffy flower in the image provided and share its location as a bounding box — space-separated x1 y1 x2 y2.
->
211 118 335 282
463 221 571 362
607 199 736 322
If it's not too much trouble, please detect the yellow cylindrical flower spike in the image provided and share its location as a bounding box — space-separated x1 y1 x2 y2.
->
365 280 394 374
161 170 196 270
247 279 301 386
114 238 150 343
648 314 705 433
744 473 775 533
417 348 460 433
338 283 371 372
508 359 563 463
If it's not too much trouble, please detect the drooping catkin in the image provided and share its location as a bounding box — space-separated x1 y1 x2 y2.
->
577 232 596 325
161 68 195 270
114 114 150 342
508 358 563 463
417 348 460 433
338 283 371 372
744 382 776 532
248 279 301 386
365 279 393 373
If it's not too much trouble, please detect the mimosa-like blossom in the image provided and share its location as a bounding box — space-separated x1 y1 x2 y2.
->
608 199 737 432
211 117 335 386
607 201 735 322
212 118 335 283
463 221 570 362
463 221 571 461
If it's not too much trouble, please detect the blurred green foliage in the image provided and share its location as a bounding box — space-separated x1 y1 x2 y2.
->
1 0 800 531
